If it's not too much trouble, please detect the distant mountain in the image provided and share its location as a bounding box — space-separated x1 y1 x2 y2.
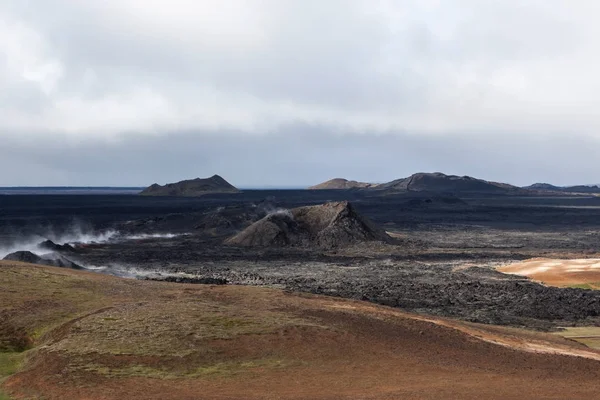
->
568 185 600 193
523 183 600 194
308 172 521 194
309 178 379 190
378 172 520 194
523 183 563 191
140 175 239 197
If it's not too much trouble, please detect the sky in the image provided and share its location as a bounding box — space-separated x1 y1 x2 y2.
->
1 0 600 187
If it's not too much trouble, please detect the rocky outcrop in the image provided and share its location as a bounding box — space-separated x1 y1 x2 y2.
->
225 201 392 249
309 178 378 190
38 240 77 253
3 251 84 270
140 175 239 197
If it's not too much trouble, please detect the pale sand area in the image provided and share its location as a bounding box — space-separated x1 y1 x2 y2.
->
498 258 600 289
499 258 600 349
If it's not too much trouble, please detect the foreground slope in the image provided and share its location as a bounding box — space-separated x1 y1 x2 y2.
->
140 175 239 196
3 262 600 399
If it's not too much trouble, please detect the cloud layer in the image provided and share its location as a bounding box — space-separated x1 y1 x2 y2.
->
1 1 599 186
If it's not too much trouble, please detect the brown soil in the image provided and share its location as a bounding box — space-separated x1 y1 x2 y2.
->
499 258 600 288
3 261 600 400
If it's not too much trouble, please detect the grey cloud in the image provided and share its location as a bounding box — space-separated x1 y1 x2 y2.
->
1 127 598 187
1 1 600 186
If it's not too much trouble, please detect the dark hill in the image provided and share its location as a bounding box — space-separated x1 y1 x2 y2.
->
379 172 520 194
140 175 239 197
38 240 77 253
523 183 562 191
225 201 392 249
523 183 600 194
566 185 600 193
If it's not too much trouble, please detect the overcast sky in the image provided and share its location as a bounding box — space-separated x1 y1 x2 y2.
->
1 0 599 187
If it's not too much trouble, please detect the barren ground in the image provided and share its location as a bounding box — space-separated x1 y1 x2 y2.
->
3 262 600 400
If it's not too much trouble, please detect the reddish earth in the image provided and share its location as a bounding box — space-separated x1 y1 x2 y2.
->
3 262 600 400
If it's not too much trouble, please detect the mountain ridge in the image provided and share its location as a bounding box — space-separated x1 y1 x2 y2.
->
311 172 521 194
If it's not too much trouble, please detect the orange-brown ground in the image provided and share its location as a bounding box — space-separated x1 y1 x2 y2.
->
3 261 600 400
498 258 600 289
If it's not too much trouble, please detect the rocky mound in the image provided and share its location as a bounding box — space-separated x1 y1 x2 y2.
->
225 201 392 248
3 251 83 270
380 172 520 194
309 178 378 190
140 175 239 197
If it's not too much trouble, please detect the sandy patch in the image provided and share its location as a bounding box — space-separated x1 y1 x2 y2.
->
498 258 600 288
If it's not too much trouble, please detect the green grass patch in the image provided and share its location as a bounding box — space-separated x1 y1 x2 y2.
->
568 283 595 290
0 352 23 379
81 358 295 380
568 282 600 290
554 327 600 349
573 338 600 349
0 390 12 400
51 302 317 357
0 352 23 400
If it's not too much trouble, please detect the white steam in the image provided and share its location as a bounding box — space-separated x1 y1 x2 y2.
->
267 208 293 219
61 229 119 245
80 263 154 279
83 263 206 281
0 222 189 259
258 203 293 219
122 233 189 240
0 236 48 258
